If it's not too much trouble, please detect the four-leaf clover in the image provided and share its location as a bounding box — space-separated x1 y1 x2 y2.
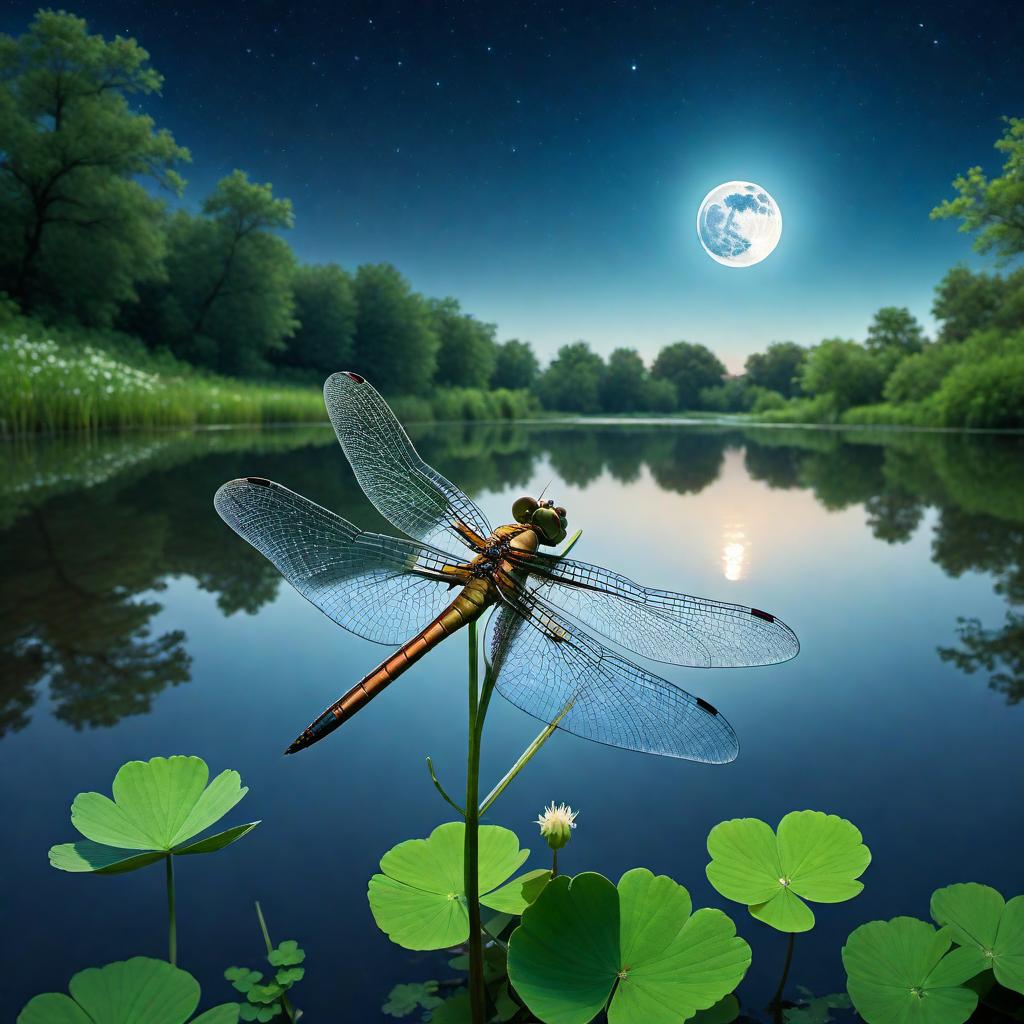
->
706 810 871 932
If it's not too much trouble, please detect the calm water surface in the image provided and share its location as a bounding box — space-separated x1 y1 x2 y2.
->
2 422 1022 1018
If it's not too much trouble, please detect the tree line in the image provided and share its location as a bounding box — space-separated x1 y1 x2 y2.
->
2 12 1021 425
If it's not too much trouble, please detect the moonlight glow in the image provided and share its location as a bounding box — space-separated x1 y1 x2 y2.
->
697 181 782 268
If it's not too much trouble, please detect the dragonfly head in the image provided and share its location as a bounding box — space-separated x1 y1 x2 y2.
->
511 496 568 546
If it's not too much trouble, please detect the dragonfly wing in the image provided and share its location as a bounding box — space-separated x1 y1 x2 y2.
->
510 552 799 668
323 371 493 551
215 477 464 645
485 594 739 763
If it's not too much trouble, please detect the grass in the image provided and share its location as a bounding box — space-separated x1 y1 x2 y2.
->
0 316 538 435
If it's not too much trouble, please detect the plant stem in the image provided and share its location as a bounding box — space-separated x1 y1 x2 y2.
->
464 620 487 1024
255 901 296 1024
165 854 177 966
770 932 795 1011
551 848 558 878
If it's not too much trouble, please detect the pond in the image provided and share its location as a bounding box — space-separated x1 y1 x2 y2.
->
2 421 1022 1018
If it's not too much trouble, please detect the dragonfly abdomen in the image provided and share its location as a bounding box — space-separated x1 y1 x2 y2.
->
285 578 494 754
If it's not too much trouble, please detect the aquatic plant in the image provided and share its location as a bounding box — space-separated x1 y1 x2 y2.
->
17 956 239 1024
224 902 305 1023
48 755 259 964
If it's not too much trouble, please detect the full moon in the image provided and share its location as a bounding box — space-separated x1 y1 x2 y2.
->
697 181 782 267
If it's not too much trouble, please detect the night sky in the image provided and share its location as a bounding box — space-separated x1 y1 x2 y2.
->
5 1 1023 370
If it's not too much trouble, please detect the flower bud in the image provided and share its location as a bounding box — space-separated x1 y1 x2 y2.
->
535 802 578 851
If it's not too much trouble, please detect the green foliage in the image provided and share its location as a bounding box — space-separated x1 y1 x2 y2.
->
49 755 258 873
0 11 189 325
783 988 851 1024
18 957 238 1024
800 338 887 411
745 341 807 398
842 917 982 1024
931 117 1024 263
491 338 539 390
430 296 498 388
276 263 355 374
599 348 651 412
866 307 926 373
883 343 962 403
353 263 438 393
932 351 1024 429
930 883 1024 994
931 266 1024 344
225 910 305 1024
382 981 444 1017
367 822 547 950
705 810 870 932
536 341 605 412
652 340 726 411
508 868 751 1024
137 172 296 375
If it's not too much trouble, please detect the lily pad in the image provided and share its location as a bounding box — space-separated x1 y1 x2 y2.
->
49 756 259 874
18 957 239 1024
931 883 1024 994
706 811 870 932
508 868 751 1024
842 917 984 1024
368 822 537 950
431 991 472 1024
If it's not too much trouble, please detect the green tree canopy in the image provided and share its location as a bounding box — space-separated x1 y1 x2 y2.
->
599 347 650 412
931 117 1024 262
652 341 726 410
800 338 887 411
491 339 539 390
865 307 925 372
352 263 438 393
429 297 497 388
932 266 1024 343
276 263 355 375
744 341 807 398
138 171 296 375
536 341 605 412
0 10 188 324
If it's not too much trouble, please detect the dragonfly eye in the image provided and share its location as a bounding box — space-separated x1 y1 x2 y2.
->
512 496 539 523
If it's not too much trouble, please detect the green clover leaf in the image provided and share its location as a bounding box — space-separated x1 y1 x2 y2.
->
266 941 305 967
224 968 262 995
706 810 870 932
49 756 259 874
238 1005 279 1023
842 917 985 1024
508 868 752 1024
18 957 239 1024
368 822 540 950
382 981 444 1017
273 967 304 986
931 883 1024 994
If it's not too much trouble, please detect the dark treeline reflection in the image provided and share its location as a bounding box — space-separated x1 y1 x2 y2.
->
2 423 1022 737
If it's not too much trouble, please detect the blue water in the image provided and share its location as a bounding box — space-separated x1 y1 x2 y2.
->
2 422 1022 1018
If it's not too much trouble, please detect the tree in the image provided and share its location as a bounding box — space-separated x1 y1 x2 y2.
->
278 263 356 374
932 265 1024 343
931 117 1024 262
599 348 649 412
536 342 605 412
491 339 539 390
651 341 726 410
138 171 296 374
352 263 438 393
0 11 189 323
799 338 887 411
429 297 497 388
865 307 925 374
744 341 807 398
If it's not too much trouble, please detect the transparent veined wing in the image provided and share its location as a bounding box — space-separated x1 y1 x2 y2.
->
508 551 799 668
323 371 493 552
214 477 465 646
486 589 739 763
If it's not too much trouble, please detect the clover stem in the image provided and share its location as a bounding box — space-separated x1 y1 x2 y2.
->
254 901 297 1024
770 932 795 1012
165 854 177 966
464 620 487 1024
551 848 559 878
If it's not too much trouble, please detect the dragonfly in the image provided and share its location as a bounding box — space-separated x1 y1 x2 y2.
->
214 371 799 761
